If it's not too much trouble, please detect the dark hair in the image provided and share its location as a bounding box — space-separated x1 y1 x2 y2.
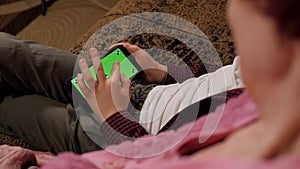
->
257 0 300 38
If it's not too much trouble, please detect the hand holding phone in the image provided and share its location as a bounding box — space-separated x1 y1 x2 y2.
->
109 43 168 83
72 45 139 98
75 47 132 120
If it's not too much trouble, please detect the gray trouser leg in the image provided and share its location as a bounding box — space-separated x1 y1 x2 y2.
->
0 32 74 103
0 32 100 154
0 95 100 154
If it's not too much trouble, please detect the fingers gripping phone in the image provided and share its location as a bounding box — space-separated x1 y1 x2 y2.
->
71 45 140 98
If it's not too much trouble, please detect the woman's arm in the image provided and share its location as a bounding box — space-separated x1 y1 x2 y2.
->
77 47 242 146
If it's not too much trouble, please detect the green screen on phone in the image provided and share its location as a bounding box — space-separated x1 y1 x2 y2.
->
71 47 138 98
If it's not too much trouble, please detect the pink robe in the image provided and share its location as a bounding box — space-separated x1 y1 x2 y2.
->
42 92 300 169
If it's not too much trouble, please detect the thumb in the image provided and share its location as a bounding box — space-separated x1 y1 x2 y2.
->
124 43 140 53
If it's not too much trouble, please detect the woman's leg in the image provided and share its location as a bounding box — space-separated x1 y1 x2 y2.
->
0 33 101 153
0 32 75 104
0 95 100 154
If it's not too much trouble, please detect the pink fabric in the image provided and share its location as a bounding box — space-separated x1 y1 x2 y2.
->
42 92 300 169
42 153 98 169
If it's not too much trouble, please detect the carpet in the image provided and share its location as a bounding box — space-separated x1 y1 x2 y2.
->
0 0 56 35
17 0 120 51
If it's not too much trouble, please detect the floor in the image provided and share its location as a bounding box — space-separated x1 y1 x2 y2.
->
1 0 120 51
18 0 120 51
0 0 57 35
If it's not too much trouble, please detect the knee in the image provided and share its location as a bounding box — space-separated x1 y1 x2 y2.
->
0 32 19 44
0 32 20 56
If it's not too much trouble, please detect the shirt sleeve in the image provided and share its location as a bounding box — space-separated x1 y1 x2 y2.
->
99 111 149 146
160 88 245 132
162 63 220 84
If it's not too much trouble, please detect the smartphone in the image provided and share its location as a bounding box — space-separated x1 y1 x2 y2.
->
71 45 140 98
